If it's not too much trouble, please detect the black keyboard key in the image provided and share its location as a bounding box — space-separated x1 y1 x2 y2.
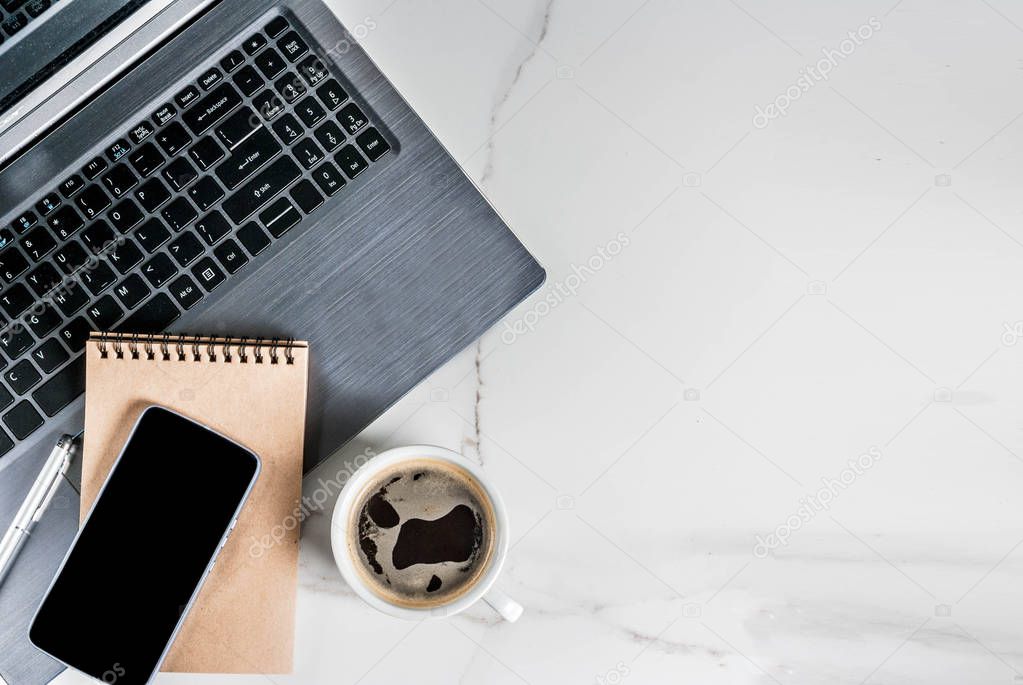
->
4 400 43 439
255 47 287 79
183 83 242 135
264 16 289 38
0 326 33 358
191 257 225 291
109 238 143 274
128 120 155 145
253 89 285 120
87 295 123 329
175 85 200 109
214 238 248 274
26 262 60 296
271 113 303 145
259 197 300 238
5 360 40 394
169 275 203 309
195 211 231 246
189 136 225 170
113 273 150 309
81 221 115 252
2 11 26 35
337 102 368 134
242 32 267 55
188 177 224 212
296 97 326 128
72 185 110 222
25 0 49 19
356 127 391 162
33 355 85 417
52 282 89 316
58 174 84 198
276 31 308 61
216 128 281 189
168 232 203 266
312 161 346 196
222 155 300 223
46 204 85 239
11 211 36 234
53 241 88 274
291 179 323 213
314 120 345 152
297 54 329 87
26 304 60 338
0 248 29 282
31 339 68 374
81 156 107 180
155 122 192 156
335 144 368 178
0 389 12 414
294 138 324 169
317 79 348 110
108 199 144 233
57 317 90 353
134 218 171 253
216 106 259 149
233 65 265 97
162 157 198 191
117 293 179 334
161 197 198 231
128 142 165 177
221 50 245 73
81 261 117 295
275 72 306 103
152 103 176 126
21 226 56 261
35 193 60 216
237 222 270 255
106 139 132 163
135 177 171 212
101 164 138 198
0 230 12 250
0 283 32 318
198 67 222 91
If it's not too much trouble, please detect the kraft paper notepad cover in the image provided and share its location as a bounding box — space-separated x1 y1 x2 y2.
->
79 333 309 673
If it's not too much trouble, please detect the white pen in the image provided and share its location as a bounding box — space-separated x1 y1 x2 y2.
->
0 434 77 588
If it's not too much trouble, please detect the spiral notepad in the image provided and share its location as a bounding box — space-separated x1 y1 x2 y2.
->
79 332 309 674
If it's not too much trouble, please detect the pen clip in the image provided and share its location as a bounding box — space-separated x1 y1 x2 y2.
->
32 454 70 523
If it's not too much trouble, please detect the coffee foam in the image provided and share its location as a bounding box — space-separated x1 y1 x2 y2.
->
346 458 497 609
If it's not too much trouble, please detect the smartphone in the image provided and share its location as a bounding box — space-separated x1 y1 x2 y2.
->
29 406 261 685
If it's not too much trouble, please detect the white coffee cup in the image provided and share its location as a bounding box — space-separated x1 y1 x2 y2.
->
330 445 523 622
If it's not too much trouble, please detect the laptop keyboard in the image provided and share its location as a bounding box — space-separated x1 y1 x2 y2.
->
0 13 392 457
0 0 53 40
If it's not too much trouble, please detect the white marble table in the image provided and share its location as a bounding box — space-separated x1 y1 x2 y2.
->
57 0 1023 682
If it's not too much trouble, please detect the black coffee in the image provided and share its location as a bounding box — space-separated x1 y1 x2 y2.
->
348 458 495 608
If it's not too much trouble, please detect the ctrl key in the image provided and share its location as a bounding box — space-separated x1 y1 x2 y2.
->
3 400 43 439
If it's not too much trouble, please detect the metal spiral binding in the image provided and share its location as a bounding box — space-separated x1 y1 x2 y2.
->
95 333 297 363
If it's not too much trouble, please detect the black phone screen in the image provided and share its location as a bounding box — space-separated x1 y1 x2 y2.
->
29 406 259 684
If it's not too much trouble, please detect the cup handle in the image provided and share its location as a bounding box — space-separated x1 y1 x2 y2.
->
483 588 523 622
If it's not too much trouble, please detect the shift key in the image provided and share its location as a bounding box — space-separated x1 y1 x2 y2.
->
222 156 300 223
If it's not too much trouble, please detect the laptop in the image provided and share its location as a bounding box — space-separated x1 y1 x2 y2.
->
0 0 545 681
